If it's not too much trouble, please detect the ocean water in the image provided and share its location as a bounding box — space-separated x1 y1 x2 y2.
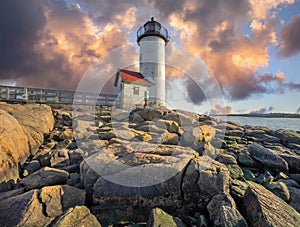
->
216 116 300 132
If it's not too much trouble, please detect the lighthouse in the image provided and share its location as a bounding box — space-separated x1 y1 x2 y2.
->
137 17 169 107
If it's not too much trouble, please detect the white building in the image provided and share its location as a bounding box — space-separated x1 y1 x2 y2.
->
115 17 169 109
114 69 153 109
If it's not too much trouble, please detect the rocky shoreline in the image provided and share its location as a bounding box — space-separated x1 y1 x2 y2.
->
0 102 300 226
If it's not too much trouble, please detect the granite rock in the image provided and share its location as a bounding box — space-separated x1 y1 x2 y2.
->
243 182 300 227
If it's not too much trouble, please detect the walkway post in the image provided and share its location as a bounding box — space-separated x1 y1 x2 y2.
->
6 88 9 100
55 91 59 103
23 87 28 101
40 89 43 102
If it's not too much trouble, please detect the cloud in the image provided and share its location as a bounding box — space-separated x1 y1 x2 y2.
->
150 0 299 102
183 77 206 104
278 15 300 57
249 105 274 114
211 104 233 115
268 106 275 111
297 107 300 113
149 0 186 19
248 0 295 19
0 0 47 80
0 0 131 89
249 107 267 114
287 82 300 91
76 0 143 26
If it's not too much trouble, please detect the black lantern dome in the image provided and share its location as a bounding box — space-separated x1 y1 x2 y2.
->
137 17 169 44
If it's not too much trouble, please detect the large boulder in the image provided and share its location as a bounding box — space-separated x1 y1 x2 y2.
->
0 110 29 184
243 182 300 226
85 142 196 188
0 190 49 226
81 142 230 223
165 111 197 126
139 108 165 121
180 124 215 148
279 154 300 173
180 127 202 146
91 156 230 213
147 207 185 227
0 188 24 201
248 143 288 172
244 129 280 143
129 108 165 122
49 206 101 227
88 142 196 208
40 185 86 217
0 103 54 133
114 127 136 141
275 129 300 146
153 119 180 134
0 102 54 155
197 157 230 197
207 193 248 227
20 167 69 190
216 153 237 165
0 185 85 226
288 186 300 213
0 102 54 184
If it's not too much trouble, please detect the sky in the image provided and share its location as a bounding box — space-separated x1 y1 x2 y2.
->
0 0 300 114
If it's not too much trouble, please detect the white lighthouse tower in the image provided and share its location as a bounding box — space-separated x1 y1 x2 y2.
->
137 17 169 107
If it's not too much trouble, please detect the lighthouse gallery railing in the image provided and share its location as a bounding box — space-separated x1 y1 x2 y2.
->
137 25 170 42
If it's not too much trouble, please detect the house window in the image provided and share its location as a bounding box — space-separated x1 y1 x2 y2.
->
133 86 139 95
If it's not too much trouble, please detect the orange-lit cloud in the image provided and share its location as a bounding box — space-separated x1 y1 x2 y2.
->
152 0 299 101
275 71 285 80
248 0 295 19
0 0 134 89
249 105 275 114
211 104 233 115
27 1 130 89
115 7 137 30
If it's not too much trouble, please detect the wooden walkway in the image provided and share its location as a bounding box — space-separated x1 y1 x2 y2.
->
0 85 118 106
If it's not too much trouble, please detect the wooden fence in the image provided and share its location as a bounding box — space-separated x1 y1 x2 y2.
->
0 85 119 106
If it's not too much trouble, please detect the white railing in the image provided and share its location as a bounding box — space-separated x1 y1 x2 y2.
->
0 85 118 106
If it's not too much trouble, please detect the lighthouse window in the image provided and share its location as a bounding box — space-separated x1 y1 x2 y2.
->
133 87 139 95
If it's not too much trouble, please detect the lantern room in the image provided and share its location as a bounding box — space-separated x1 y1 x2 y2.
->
137 17 170 44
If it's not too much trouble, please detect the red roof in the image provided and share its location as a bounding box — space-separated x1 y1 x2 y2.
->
118 69 154 86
